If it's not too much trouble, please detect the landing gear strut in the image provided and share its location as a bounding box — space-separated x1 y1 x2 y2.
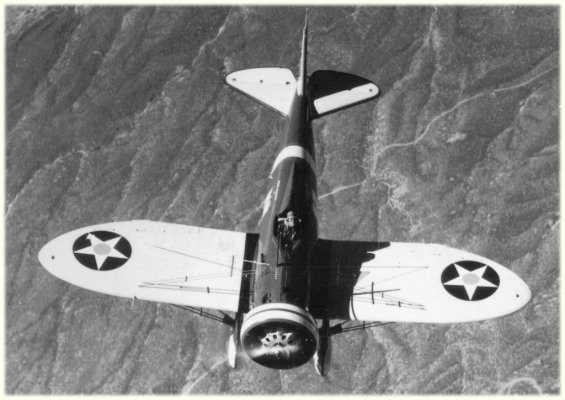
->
228 313 243 368
314 318 332 376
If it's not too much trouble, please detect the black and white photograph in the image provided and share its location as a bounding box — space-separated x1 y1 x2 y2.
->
6 5 559 394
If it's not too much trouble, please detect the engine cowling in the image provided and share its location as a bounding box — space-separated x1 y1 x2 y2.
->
240 303 318 369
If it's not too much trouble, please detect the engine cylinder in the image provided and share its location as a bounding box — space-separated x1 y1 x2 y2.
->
240 303 318 369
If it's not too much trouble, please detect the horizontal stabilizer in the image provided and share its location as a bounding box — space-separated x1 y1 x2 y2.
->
309 70 379 118
225 68 297 116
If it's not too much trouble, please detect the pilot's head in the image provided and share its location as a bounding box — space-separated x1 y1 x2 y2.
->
286 210 296 227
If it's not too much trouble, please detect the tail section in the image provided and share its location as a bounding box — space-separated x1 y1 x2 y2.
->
224 10 309 116
224 9 380 118
296 9 308 96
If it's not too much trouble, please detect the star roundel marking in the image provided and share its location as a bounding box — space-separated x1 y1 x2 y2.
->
441 261 500 301
73 231 132 271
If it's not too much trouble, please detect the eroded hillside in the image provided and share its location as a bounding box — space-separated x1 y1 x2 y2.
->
6 6 559 394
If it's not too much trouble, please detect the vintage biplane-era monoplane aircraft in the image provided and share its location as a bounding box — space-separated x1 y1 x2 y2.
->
39 12 531 376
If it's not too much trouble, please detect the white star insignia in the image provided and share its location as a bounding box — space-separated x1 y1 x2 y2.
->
74 233 128 270
443 263 498 300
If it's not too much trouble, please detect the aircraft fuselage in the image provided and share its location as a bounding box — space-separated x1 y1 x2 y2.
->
254 92 317 310
236 13 327 371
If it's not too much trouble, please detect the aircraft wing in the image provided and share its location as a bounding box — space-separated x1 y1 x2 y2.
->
308 239 531 323
38 220 258 313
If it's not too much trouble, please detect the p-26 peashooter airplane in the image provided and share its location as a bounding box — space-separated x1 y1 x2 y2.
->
39 12 531 376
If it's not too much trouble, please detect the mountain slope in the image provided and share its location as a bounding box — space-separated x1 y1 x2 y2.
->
6 6 559 394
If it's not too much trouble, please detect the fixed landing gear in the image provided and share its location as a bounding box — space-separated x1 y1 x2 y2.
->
228 313 243 368
228 334 238 368
314 319 332 376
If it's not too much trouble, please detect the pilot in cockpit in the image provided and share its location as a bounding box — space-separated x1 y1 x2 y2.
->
283 210 297 229
277 210 302 261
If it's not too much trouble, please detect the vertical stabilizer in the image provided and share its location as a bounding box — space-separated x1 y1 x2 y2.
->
296 9 309 96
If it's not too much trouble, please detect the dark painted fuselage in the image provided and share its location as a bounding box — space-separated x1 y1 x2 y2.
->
252 89 318 310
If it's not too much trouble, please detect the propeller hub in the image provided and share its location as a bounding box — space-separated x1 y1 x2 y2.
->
240 303 318 369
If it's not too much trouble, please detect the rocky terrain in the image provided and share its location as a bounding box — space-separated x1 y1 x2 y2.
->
6 6 559 394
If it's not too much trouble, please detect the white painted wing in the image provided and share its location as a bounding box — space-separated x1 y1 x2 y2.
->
350 242 531 323
310 240 531 323
225 68 297 116
38 220 255 313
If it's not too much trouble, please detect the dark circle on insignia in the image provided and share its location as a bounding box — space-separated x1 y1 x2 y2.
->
441 260 500 301
72 231 132 271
